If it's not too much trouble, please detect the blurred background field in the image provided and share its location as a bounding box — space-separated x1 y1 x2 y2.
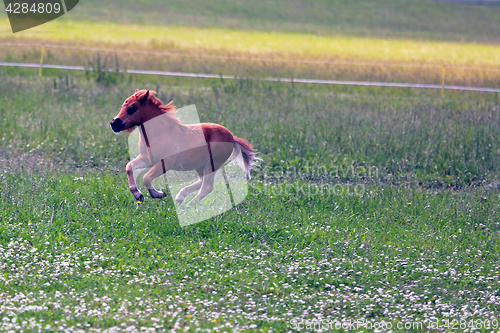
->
1 0 500 87
1 0 500 331
3 0 499 42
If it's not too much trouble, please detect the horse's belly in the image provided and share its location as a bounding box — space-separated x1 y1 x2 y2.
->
167 145 211 171
142 117 207 165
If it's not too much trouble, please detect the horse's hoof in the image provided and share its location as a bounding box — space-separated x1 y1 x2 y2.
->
158 191 167 198
175 195 184 204
150 190 166 199
135 194 145 203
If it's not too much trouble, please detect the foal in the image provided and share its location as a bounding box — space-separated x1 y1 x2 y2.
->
110 90 261 205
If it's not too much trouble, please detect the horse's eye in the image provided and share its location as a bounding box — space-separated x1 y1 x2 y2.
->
127 104 138 115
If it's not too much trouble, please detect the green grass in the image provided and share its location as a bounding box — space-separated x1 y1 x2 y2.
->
1 72 500 331
1 168 500 331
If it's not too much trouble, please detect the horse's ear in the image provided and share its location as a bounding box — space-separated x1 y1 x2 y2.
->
139 90 149 105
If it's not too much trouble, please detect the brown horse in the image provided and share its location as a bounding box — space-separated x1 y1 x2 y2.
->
110 89 261 205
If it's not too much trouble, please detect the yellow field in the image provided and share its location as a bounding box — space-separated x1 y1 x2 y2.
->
1 19 500 67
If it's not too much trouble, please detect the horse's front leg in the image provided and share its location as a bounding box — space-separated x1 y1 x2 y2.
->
143 161 168 199
126 156 150 202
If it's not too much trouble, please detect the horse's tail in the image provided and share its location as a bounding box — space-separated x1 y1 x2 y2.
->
231 137 263 179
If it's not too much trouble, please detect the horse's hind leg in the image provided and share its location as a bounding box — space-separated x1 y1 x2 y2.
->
185 142 233 206
175 168 203 204
187 169 216 206
143 161 168 199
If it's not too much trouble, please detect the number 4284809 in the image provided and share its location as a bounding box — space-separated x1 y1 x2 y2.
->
5 2 61 14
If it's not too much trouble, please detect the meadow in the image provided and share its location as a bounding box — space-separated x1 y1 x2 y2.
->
1 70 500 331
1 0 500 331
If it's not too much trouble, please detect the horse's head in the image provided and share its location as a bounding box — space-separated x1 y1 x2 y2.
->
110 89 155 134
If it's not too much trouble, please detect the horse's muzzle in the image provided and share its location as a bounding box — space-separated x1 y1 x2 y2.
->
110 118 125 133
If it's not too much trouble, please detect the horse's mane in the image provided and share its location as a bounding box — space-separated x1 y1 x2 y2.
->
124 90 180 134
136 90 180 124
149 94 177 115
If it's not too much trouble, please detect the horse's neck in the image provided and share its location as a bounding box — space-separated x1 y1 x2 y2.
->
141 112 186 137
142 107 167 124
